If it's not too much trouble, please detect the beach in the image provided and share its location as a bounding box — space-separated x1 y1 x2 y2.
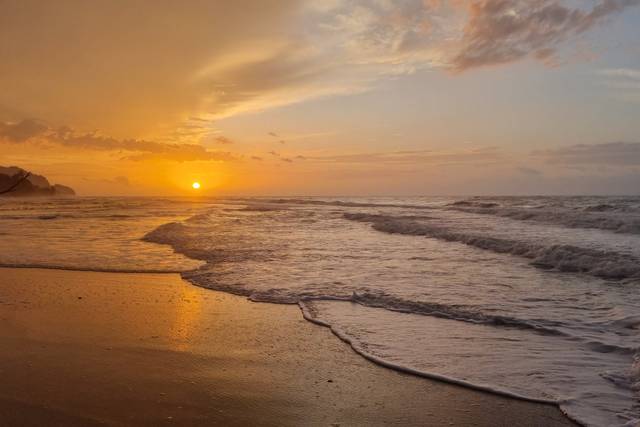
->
0 267 575 426
3 1 640 425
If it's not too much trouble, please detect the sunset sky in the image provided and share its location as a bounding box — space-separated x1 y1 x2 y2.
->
1 0 640 195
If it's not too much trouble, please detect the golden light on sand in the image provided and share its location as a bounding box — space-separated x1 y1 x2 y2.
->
192 182 201 190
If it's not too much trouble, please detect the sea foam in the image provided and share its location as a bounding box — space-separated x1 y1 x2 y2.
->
344 212 640 280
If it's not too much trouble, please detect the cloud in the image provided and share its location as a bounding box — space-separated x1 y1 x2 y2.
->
305 0 638 76
0 119 48 142
517 166 543 176
307 147 504 166
83 175 131 187
124 150 235 162
600 68 640 80
308 0 452 71
167 118 219 143
0 119 238 163
213 136 234 145
599 68 640 102
2 0 633 144
0 0 300 137
532 142 640 166
266 131 286 144
113 176 131 186
451 0 640 71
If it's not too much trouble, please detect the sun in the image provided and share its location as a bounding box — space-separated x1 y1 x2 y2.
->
192 182 201 190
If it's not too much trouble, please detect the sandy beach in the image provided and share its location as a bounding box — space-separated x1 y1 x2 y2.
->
3 1 640 424
0 267 576 426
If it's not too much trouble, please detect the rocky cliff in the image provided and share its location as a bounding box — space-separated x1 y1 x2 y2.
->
0 166 76 197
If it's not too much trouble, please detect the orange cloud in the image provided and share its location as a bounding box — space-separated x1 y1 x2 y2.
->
0 119 237 163
1 0 636 143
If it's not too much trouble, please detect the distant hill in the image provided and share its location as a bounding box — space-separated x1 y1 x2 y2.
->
0 166 76 197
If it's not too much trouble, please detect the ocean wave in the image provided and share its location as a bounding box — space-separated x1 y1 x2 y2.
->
298 300 559 405
184 213 212 223
303 298 637 427
450 200 500 209
344 213 640 280
347 290 568 336
584 203 618 212
585 342 638 356
610 315 640 330
144 220 578 336
179 272 638 354
37 214 59 220
0 214 68 220
600 351 640 395
239 204 285 212
256 198 436 210
447 203 640 235
143 222 213 260
183 267 573 337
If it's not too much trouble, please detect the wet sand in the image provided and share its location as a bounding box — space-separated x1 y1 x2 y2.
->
0 268 576 426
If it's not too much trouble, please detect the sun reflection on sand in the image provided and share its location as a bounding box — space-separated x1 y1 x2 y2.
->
169 284 204 351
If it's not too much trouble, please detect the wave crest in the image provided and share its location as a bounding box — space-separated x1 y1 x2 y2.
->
344 213 640 280
447 202 640 235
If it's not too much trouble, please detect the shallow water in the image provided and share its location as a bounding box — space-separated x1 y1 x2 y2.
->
1 196 638 426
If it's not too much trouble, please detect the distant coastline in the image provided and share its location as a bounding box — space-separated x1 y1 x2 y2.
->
0 166 75 197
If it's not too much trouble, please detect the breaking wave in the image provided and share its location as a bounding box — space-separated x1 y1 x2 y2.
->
246 288 569 337
251 197 438 210
344 213 640 280
346 290 568 336
447 201 640 235
298 300 561 405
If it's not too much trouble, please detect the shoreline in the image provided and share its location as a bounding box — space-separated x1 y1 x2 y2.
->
297 302 561 406
0 267 577 426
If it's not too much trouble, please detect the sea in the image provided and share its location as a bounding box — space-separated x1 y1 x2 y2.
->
0 196 638 426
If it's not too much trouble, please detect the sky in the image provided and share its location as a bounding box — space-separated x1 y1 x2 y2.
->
1 0 640 196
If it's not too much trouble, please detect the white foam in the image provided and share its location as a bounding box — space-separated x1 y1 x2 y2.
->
344 212 640 280
448 198 640 235
302 300 639 427
298 300 560 405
